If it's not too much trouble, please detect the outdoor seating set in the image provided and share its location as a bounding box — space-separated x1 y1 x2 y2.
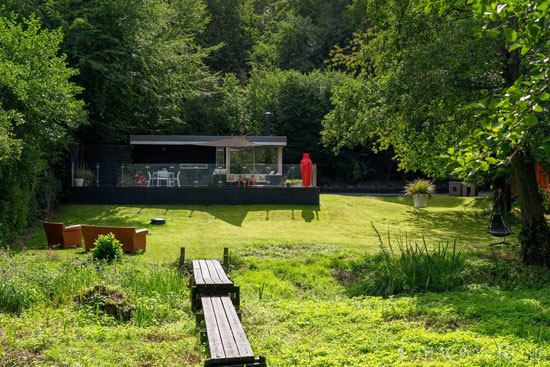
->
132 169 181 187
132 169 276 187
43 222 148 253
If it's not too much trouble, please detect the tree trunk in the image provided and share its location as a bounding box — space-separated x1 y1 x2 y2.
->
492 175 510 213
512 153 550 266
499 16 550 266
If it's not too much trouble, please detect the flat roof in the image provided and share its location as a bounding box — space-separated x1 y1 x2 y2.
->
130 135 287 147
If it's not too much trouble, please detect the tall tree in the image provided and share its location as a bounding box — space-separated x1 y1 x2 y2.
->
435 0 550 264
0 14 85 241
200 0 255 73
4 0 216 143
322 0 501 177
322 0 550 265
248 0 354 72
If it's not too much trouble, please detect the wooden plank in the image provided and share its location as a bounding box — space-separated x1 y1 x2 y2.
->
202 297 226 359
199 260 214 285
221 296 254 357
212 260 233 284
193 261 205 285
206 260 222 284
211 296 240 358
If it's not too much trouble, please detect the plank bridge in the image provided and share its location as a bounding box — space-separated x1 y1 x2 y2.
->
181 248 267 367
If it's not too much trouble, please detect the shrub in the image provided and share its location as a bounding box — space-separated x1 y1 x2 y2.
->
75 167 94 181
91 233 123 263
77 284 135 321
404 178 436 197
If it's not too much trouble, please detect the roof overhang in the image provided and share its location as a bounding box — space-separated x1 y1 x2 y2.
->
130 135 287 147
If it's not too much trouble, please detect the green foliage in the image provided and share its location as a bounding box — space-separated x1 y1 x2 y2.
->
198 0 354 73
246 69 385 183
75 167 94 180
91 234 123 263
200 0 255 72
435 0 550 175
0 13 84 243
322 0 502 179
3 0 216 143
0 14 85 156
404 178 436 197
541 188 550 213
0 249 186 320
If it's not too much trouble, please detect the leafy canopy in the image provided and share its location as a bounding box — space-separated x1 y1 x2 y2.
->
0 13 85 162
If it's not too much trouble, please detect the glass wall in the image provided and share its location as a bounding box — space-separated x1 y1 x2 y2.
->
229 148 254 174
76 163 316 187
228 147 278 174
255 147 278 174
73 145 318 188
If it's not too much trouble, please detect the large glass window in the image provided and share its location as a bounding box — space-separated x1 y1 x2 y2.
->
255 147 278 174
228 147 279 175
230 148 254 174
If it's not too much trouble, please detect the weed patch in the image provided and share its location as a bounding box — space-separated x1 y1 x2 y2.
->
77 285 135 321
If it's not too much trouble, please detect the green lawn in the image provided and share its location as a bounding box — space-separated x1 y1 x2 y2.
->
23 194 502 262
2 243 549 366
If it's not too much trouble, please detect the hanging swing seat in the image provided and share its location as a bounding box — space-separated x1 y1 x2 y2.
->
487 191 516 246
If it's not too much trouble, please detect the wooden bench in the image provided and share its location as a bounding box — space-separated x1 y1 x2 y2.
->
190 260 240 311
201 295 266 367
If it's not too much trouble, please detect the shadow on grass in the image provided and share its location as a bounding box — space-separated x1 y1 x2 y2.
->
201 205 320 226
398 209 513 246
374 195 490 209
20 204 321 250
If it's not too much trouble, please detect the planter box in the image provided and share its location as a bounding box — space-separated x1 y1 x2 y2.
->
412 193 428 208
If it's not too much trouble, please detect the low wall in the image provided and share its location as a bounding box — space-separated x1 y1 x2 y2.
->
67 187 320 205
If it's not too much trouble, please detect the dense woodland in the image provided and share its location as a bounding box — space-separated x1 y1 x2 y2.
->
0 0 549 264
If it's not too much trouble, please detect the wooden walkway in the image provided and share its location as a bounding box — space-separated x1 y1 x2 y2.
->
190 259 240 311
184 249 266 367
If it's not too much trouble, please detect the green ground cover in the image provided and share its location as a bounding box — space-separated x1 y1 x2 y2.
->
21 195 499 261
1 243 549 366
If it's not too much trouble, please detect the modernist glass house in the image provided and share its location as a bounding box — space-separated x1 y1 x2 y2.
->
128 135 286 186
69 135 319 204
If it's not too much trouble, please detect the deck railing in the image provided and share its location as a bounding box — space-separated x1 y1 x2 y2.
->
72 163 317 188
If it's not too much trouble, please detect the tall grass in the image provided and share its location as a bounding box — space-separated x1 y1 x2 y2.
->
0 248 186 323
349 227 470 297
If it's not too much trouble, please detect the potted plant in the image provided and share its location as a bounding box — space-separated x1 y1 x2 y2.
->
404 178 436 208
75 167 94 187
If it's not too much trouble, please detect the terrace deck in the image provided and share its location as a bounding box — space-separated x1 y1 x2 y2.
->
67 186 319 205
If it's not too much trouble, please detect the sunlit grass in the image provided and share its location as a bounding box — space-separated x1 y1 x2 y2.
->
20 195 504 262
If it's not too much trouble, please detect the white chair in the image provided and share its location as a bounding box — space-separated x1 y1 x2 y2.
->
171 171 181 187
156 170 169 187
147 171 152 187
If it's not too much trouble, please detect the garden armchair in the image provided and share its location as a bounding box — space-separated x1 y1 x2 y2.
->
43 222 82 248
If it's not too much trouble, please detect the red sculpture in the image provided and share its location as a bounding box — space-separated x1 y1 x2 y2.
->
300 153 313 187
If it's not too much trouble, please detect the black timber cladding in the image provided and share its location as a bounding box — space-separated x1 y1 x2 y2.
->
85 145 132 187
67 187 320 205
